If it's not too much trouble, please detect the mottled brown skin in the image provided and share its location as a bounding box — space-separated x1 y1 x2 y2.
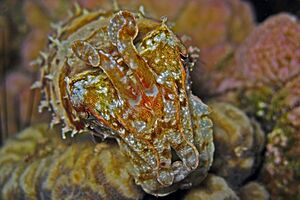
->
37 6 214 195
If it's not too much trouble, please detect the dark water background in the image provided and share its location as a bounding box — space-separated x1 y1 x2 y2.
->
245 0 300 22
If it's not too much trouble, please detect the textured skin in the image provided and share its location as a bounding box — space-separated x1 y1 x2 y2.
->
37 7 214 195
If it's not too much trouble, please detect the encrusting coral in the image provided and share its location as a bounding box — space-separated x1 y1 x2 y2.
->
211 13 300 200
260 124 300 200
174 0 255 96
208 102 265 186
235 13 300 87
0 102 271 200
0 124 143 200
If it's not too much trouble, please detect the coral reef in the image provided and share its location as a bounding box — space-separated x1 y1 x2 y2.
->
212 13 300 200
259 125 300 200
209 102 265 186
2 0 300 199
0 121 270 200
216 13 300 105
0 124 143 200
235 13 300 87
2 71 49 135
173 0 255 96
81 0 186 21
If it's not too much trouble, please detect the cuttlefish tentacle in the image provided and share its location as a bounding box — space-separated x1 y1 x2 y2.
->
108 11 164 116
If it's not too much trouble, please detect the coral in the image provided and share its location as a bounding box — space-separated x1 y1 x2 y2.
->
20 0 185 72
259 124 300 200
209 102 265 186
216 14 300 112
0 124 143 200
67 0 186 21
215 13 300 98
173 0 254 96
270 75 300 128
211 13 300 200
21 0 52 72
239 182 269 200
3 1 300 199
175 0 254 49
235 13 300 87
183 174 239 200
1 71 49 136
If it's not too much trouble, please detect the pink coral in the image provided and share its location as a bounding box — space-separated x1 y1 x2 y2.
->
211 13 300 199
173 0 254 95
2 71 49 136
76 0 185 20
260 126 300 200
279 75 300 128
215 13 300 113
235 13 300 87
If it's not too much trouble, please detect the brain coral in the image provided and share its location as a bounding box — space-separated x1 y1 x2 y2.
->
212 13 300 200
209 102 265 186
174 0 254 96
235 13 300 87
0 124 143 200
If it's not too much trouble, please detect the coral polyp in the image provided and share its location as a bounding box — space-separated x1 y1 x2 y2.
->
36 6 214 195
